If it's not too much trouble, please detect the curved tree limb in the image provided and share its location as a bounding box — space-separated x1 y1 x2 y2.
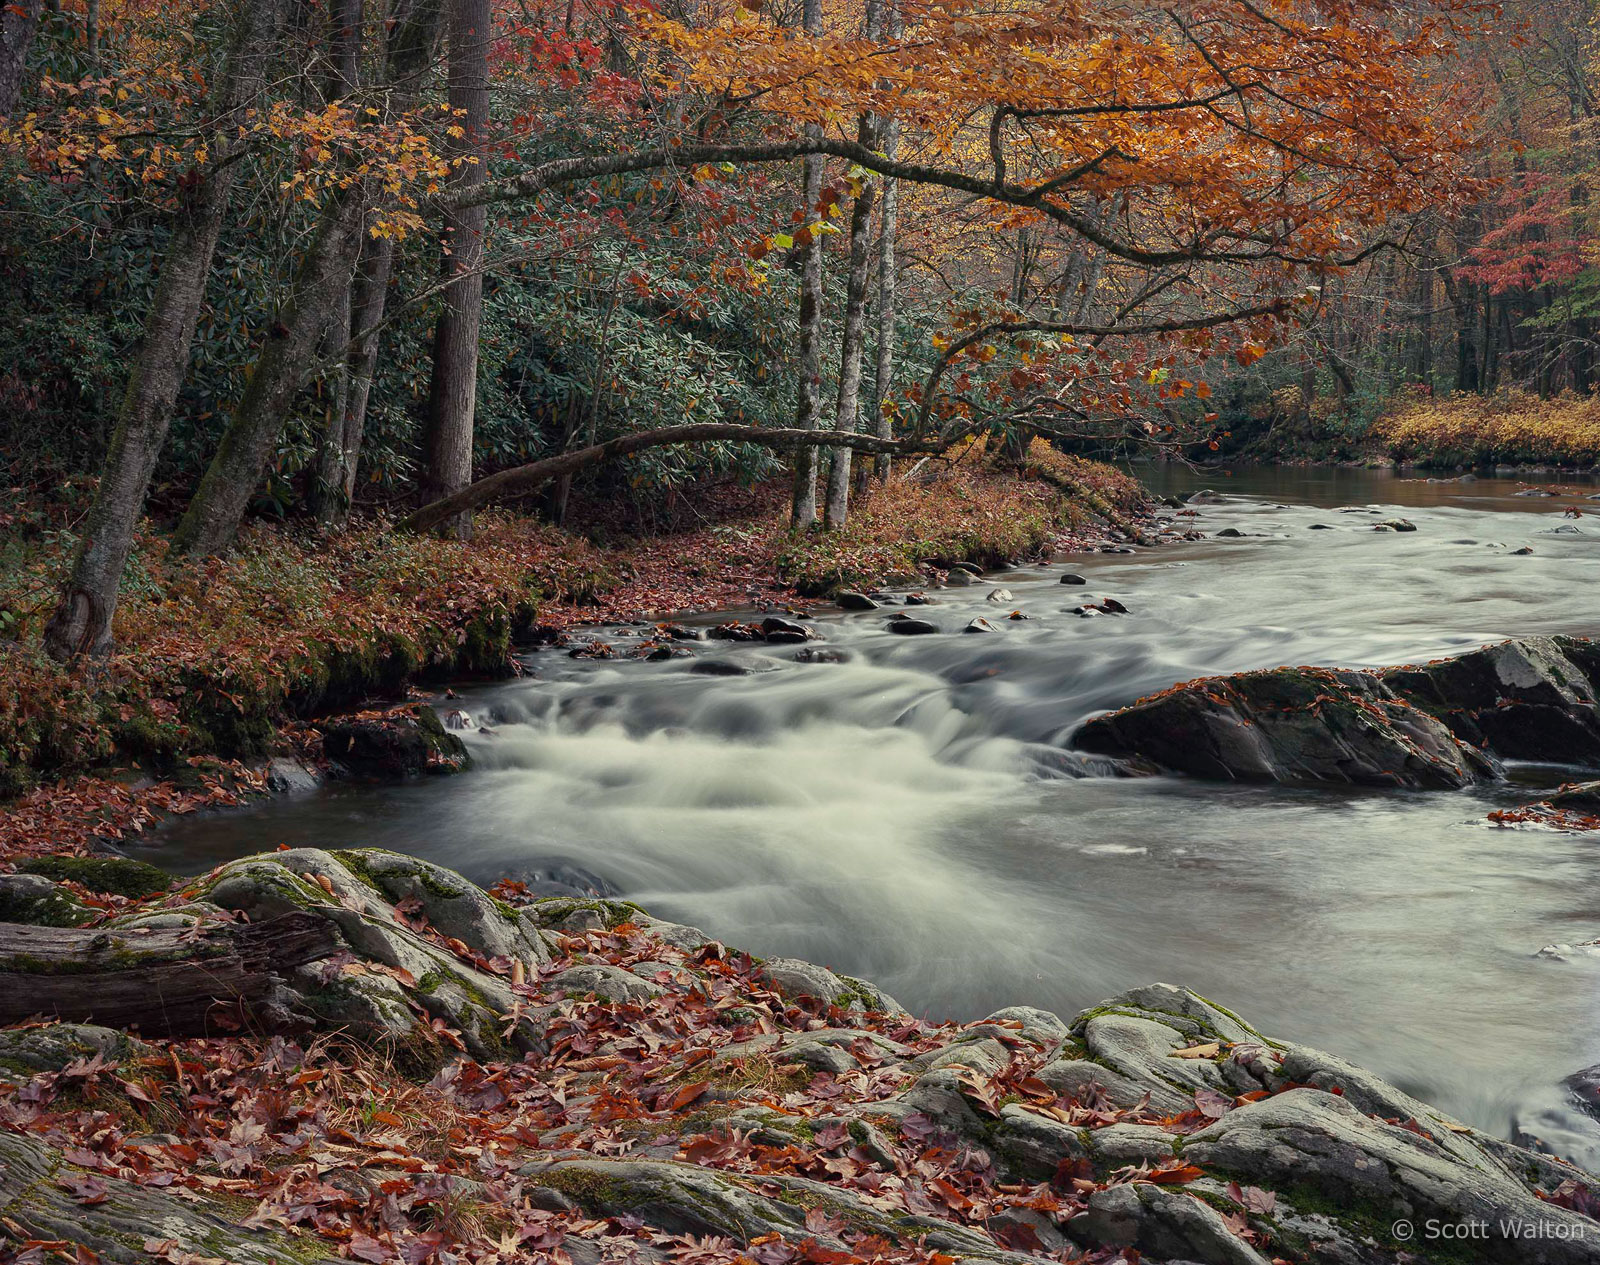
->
396 424 947 535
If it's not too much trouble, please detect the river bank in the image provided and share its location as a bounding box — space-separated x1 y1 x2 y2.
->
3 847 1598 1265
0 452 1149 860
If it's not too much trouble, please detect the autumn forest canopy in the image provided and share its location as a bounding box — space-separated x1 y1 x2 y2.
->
0 0 1554 658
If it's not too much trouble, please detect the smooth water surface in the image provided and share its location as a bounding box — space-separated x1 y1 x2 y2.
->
149 465 1600 1158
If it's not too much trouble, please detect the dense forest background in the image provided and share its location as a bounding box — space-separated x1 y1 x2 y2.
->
0 0 1589 672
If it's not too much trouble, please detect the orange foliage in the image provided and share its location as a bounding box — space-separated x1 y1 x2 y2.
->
1375 390 1600 467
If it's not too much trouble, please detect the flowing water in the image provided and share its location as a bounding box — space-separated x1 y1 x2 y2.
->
150 465 1600 1162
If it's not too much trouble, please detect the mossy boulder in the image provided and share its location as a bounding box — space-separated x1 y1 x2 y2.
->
0 872 94 926
319 704 470 779
20 854 174 899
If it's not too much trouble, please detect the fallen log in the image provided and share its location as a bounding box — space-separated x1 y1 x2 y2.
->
0 911 340 1035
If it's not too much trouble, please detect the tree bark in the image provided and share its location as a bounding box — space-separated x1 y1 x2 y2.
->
788 0 826 530
419 0 492 541
312 232 397 523
870 56 901 484
399 423 931 535
0 0 42 116
170 190 369 559
42 0 289 662
0 913 340 1035
822 117 880 529
307 0 367 526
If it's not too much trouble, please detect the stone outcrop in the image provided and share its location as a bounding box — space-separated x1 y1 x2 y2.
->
1075 636 1600 788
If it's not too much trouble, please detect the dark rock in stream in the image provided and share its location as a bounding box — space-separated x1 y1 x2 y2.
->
4 853 1599 1264
1077 636 1600 788
689 652 783 676
1382 636 1600 762
1075 664 1497 788
320 704 470 779
1549 780 1600 810
1059 573 1087 585
759 615 816 643
835 590 880 611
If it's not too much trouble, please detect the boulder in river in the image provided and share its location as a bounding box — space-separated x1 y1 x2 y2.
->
1059 572 1087 585
1075 665 1497 788
886 616 940 635
760 615 816 644
965 616 1003 634
1381 636 1600 762
835 590 879 611
320 704 470 779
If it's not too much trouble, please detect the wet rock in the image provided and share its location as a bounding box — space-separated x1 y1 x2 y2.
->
1215 527 1244 538
1308 523 1334 530
903 592 932 605
1381 636 1600 762
760 615 815 644
1075 664 1494 788
1059 573 1087 585
266 755 323 793
1185 489 1223 503
1375 518 1417 532
985 588 1014 602
1513 545 1536 555
689 652 784 676
1517 488 1558 496
1548 780 1600 810
755 957 907 1016
836 591 880 611
965 617 1003 634
708 620 766 641
887 617 941 635
502 861 620 898
794 645 853 663
942 569 979 587
321 704 470 779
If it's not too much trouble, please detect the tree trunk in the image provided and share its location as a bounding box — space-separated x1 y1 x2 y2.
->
0 913 340 1035
307 0 367 526
313 232 398 524
788 0 826 530
822 120 879 529
870 70 900 483
42 0 289 662
0 0 42 115
419 0 492 541
170 190 368 559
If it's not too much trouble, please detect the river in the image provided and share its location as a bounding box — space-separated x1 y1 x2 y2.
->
149 465 1600 1164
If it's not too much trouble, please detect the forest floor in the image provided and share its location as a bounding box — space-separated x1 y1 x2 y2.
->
0 447 1147 865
